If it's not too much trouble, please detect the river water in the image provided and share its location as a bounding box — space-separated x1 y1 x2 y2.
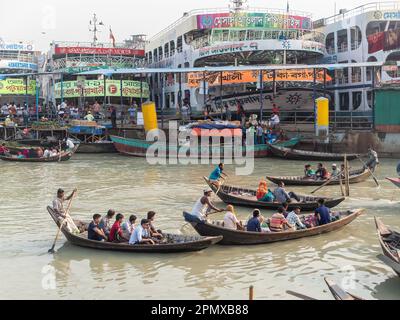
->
0 155 399 300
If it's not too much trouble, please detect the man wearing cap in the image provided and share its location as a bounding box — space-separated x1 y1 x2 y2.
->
331 164 339 177
191 190 224 221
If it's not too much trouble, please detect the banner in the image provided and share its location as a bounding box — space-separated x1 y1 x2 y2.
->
368 32 385 54
0 79 36 95
55 46 145 57
384 29 400 51
197 12 313 31
54 80 150 99
0 60 38 71
0 43 35 51
188 70 332 87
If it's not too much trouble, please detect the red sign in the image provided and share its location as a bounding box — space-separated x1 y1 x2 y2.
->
55 46 145 57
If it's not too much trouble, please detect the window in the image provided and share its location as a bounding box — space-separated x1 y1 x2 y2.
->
337 29 348 53
158 46 163 60
153 49 158 62
350 26 362 50
366 21 387 37
367 90 373 109
385 52 400 78
351 60 362 83
148 52 153 64
239 30 247 41
366 56 377 81
164 43 169 58
230 30 239 41
177 36 183 53
170 41 175 56
339 92 350 111
325 33 335 54
352 92 362 110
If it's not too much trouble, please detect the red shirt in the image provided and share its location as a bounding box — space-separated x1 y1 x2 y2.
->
109 221 123 242
0 146 8 154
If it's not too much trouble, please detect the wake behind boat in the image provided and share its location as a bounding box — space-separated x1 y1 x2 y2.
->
204 177 345 211
183 209 363 246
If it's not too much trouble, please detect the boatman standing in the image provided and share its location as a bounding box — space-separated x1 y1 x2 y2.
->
209 163 227 187
52 188 80 234
366 147 379 170
191 190 224 221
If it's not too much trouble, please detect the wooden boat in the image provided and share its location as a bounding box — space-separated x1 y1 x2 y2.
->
110 135 300 159
204 177 346 211
268 143 359 161
267 166 375 187
386 177 400 189
47 207 222 253
76 142 117 154
324 278 364 300
183 209 363 245
375 217 400 277
0 146 78 162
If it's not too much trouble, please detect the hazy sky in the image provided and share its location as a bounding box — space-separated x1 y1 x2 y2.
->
1 0 370 51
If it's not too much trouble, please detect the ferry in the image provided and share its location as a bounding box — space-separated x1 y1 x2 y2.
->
146 0 329 114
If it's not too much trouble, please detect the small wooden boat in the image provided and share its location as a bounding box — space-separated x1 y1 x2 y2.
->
183 209 363 245
267 166 374 187
324 278 364 300
0 146 78 162
204 177 346 211
268 144 359 161
375 217 400 277
47 207 222 253
386 177 400 189
110 135 300 159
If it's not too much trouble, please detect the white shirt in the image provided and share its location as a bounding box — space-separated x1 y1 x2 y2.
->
271 115 280 124
191 197 208 220
66 139 75 149
129 225 149 245
224 211 240 230
43 150 51 158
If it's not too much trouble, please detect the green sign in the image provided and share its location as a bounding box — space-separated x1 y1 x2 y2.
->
0 78 36 96
54 80 150 99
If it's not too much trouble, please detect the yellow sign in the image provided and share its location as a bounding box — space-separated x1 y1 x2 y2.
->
188 70 332 88
0 79 36 95
316 97 329 127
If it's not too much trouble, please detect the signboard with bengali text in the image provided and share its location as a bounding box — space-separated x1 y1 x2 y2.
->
0 79 36 95
54 46 145 57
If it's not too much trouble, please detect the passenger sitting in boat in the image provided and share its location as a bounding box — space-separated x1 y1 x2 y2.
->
315 199 332 226
282 202 289 218
109 214 129 243
0 143 10 155
331 164 339 177
100 209 116 237
191 190 224 221
88 214 108 242
316 163 330 180
286 207 307 231
66 138 75 151
22 149 29 159
17 152 25 159
50 148 59 157
274 182 301 203
256 181 268 200
121 215 137 240
269 207 294 232
147 211 163 239
43 149 51 158
247 209 262 233
129 219 156 245
209 163 227 187
304 164 316 179
36 148 44 158
223 205 243 231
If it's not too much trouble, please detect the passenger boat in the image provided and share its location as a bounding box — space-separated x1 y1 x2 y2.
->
267 166 375 186
110 135 300 159
375 217 400 277
0 146 78 162
183 209 363 245
204 177 345 211
324 278 364 301
47 207 222 253
268 144 359 161
386 177 400 189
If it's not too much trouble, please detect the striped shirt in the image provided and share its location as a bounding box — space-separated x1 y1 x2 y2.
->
269 213 288 232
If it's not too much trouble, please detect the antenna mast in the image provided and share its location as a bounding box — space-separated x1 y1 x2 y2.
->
89 13 104 47
229 0 248 12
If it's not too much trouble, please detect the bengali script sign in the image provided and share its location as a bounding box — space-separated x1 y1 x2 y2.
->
188 70 332 87
54 80 150 99
197 12 313 30
0 43 35 51
0 79 36 95
54 46 145 57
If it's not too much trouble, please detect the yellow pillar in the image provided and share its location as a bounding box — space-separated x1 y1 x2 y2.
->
142 102 158 132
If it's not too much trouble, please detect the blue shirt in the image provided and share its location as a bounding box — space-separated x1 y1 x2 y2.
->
315 206 331 225
88 222 103 241
247 217 262 233
209 166 222 181
129 226 150 245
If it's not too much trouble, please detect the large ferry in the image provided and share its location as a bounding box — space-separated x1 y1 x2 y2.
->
316 1 400 112
146 0 329 114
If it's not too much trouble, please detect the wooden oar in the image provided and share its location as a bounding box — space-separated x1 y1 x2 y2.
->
48 191 77 254
311 171 344 194
356 155 380 187
286 291 318 301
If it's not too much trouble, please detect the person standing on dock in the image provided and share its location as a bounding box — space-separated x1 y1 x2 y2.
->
191 190 224 221
110 106 117 128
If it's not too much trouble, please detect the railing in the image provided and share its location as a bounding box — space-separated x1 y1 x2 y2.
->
323 1 400 25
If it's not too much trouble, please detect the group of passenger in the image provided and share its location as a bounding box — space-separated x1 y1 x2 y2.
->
256 180 300 203
87 210 163 245
304 163 337 180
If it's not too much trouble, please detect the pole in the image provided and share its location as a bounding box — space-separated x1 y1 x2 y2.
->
35 77 39 122
120 77 123 126
313 68 317 137
161 72 164 129
323 68 327 98
273 70 276 98
203 71 207 109
140 74 143 107
178 72 182 110
220 71 223 120
249 286 254 301
60 73 64 106
103 75 107 108
259 70 264 122
25 75 29 116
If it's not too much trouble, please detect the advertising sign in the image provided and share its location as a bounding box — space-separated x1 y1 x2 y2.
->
54 46 145 57
0 60 38 71
197 12 313 31
188 70 332 87
0 43 35 51
0 78 36 95
54 80 150 99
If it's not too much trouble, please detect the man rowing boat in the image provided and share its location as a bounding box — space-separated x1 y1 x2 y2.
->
52 188 80 234
209 163 227 187
191 189 224 221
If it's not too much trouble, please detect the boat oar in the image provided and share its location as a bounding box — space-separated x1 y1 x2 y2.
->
286 291 318 301
311 171 343 194
356 155 380 187
48 191 77 254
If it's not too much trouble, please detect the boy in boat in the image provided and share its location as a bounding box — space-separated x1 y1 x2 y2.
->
88 214 108 242
109 214 129 243
304 164 316 179
129 219 156 245
147 211 163 239
99 209 116 238
121 215 137 240
286 207 307 231
316 163 330 180
209 163 227 187
223 205 243 231
191 190 224 221
269 207 294 232
331 164 339 177
247 210 262 233
315 199 332 226
274 182 301 203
